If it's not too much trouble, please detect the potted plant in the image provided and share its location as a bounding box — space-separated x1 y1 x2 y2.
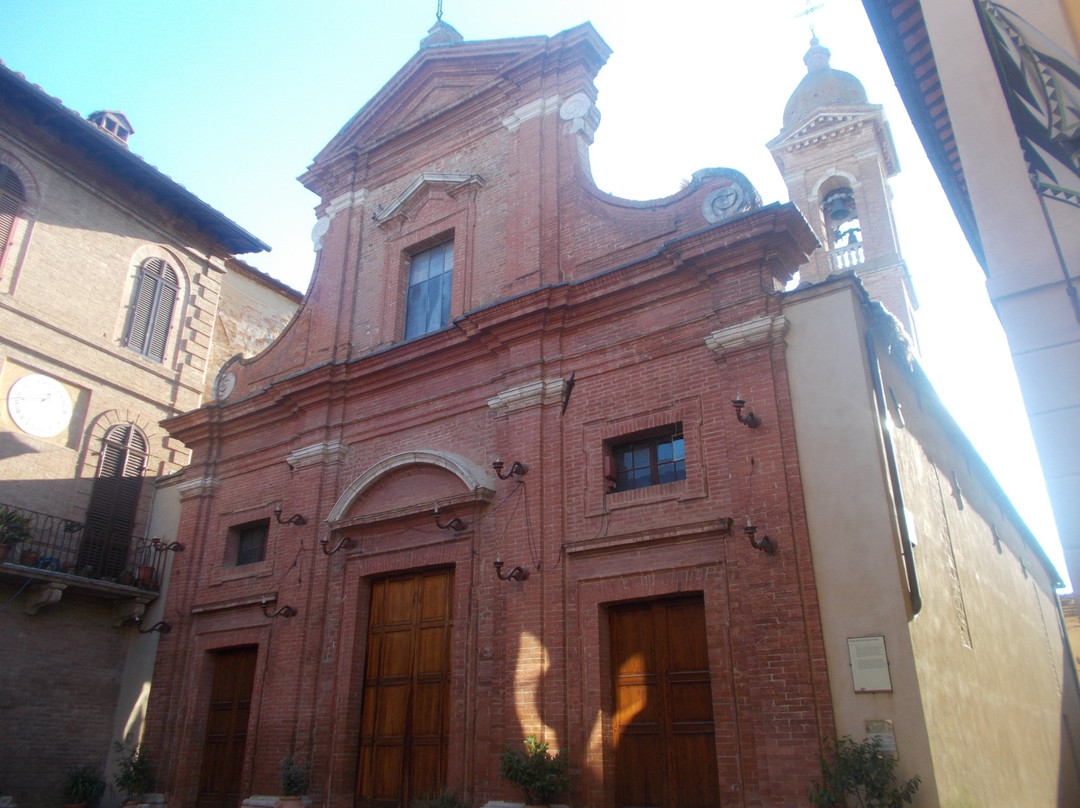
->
114 742 157 805
278 754 310 808
135 562 155 588
499 735 569 806
63 764 106 808
0 506 32 564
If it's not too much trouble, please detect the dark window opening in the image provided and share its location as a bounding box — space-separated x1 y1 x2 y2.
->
404 240 454 339
232 520 268 566
609 426 686 492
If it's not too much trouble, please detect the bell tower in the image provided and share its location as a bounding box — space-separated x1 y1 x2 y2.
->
768 38 918 345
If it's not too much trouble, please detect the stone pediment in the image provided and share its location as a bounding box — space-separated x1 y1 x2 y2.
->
315 38 548 162
373 172 484 226
767 105 898 176
311 23 609 168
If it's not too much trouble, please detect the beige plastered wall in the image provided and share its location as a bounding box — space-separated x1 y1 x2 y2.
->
783 280 936 800
103 474 182 807
785 277 1080 806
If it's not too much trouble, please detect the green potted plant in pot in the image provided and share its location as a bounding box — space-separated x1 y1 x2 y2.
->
278 754 311 808
499 735 569 806
114 742 157 806
63 764 106 808
0 506 32 564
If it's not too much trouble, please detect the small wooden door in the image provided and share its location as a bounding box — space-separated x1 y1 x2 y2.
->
356 568 454 808
197 646 258 808
610 596 721 808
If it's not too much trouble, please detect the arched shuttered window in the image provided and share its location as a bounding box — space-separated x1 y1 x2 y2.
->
77 424 147 577
125 257 179 361
0 164 26 266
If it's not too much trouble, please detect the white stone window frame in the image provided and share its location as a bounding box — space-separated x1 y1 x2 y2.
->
118 245 189 366
0 151 40 290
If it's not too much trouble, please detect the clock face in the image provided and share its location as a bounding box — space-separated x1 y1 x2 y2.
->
7 374 73 438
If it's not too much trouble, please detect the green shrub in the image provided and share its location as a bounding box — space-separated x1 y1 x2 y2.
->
498 735 569 805
808 736 920 808
0 507 32 546
280 754 311 797
114 742 157 799
63 764 106 807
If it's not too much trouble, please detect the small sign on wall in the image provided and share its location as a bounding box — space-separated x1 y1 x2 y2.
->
848 635 892 692
865 719 897 757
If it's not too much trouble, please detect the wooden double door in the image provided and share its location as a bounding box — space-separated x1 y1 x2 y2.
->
356 568 454 808
610 595 721 808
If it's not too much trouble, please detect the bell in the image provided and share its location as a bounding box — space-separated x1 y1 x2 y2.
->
825 195 851 221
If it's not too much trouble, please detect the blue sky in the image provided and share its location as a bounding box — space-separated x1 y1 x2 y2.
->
4 0 1066 585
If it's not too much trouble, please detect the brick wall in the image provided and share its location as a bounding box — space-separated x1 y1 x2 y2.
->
148 25 829 808
0 587 131 808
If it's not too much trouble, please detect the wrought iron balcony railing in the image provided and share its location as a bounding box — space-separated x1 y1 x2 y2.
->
0 501 174 589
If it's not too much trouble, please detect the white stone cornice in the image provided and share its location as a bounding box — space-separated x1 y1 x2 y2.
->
373 173 484 226
487 378 567 416
327 450 494 524
287 439 349 470
502 95 562 131
325 188 368 219
705 315 788 359
177 476 221 500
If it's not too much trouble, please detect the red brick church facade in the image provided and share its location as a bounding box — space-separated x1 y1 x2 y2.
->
147 22 832 808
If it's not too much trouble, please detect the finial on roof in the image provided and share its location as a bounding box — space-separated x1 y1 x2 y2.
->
804 36 832 72
420 2 464 49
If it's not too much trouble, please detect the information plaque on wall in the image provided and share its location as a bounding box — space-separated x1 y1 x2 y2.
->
865 720 897 756
848 635 892 692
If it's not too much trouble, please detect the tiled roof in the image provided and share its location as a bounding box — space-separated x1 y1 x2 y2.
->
0 60 269 255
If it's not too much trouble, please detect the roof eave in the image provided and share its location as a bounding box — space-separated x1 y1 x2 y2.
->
0 64 270 255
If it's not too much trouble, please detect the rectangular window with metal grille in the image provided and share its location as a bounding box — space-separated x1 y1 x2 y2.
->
233 520 268 566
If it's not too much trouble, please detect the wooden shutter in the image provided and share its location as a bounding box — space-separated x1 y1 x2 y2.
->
126 258 178 361
147 260 178 360
0 165 25 266
78 425 147 576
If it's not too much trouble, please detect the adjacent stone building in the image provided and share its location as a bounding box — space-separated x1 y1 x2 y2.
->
862 0 1080 599
143 20 1078 808
0 62 298 807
